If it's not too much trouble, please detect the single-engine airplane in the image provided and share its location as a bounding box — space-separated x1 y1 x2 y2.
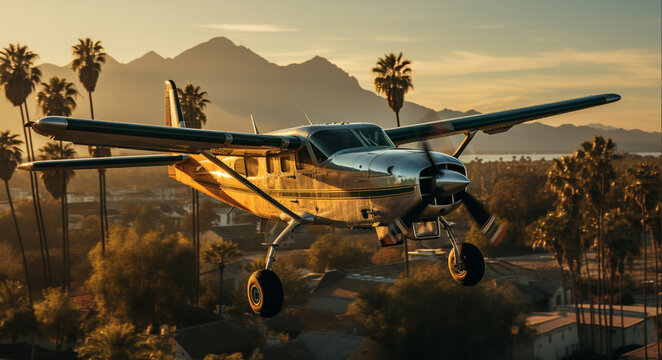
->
20 80 620 317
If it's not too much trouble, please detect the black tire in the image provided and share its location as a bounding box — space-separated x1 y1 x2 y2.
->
448 243 485 286
247 269 284 318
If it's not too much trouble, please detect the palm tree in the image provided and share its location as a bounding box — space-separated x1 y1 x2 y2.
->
76 323 152 360
178 83 211 303
36 77 78 117
71 38 110 255
372 52 413 128
547 155 589 348
0 131 32 305
38 142 76 291
625 163 660 357
575 136 618 352
177 83 210 129
203 241 241 315
0 43 51 286
0 280 36 342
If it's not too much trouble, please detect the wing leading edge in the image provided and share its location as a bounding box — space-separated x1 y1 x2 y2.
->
30 116 303 156
385 93 620 145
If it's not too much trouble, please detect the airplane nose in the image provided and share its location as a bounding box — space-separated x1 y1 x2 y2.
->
435 170 470 195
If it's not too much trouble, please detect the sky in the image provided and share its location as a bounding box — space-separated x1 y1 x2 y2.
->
2 0 661 132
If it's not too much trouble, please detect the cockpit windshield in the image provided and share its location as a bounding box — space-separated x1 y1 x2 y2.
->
354 126 394 147
310 128 363 158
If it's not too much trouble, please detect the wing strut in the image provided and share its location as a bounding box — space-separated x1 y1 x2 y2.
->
200 151 303 223
452 131 476 158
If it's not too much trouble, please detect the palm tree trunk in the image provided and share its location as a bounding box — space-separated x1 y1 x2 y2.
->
98 170 105 255
5 179 33 306
102 170 109 234
192 189 200 304
23 102 52 286
557 259 567 305
571 269 583 349
654 233 660 356
576 263 587 349
395 111 401 128
619 271 625 348
607 268 615 356
61 188 67 291
218 262 224 316
642 207 649 359
584 249 596 351
88 91 94 120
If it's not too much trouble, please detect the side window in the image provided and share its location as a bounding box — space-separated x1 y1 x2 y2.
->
296 146 314 170
280 155 292 173
234 158 246 176
245 158 259 177
266 156 278 174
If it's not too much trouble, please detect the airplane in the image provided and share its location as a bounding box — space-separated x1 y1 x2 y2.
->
19 80 621 318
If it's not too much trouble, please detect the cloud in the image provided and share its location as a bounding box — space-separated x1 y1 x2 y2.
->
199 24 298 33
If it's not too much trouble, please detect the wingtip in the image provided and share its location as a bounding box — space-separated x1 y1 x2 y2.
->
17 162 33 171
604 93 621 103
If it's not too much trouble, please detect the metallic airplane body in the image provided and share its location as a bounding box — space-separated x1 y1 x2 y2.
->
21 80 620 317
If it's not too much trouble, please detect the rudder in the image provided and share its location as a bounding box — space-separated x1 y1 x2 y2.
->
165 80 185 128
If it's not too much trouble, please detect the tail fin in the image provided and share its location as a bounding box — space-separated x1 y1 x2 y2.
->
165 80 185 128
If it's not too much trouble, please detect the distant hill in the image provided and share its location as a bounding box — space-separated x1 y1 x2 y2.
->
0 36 658 154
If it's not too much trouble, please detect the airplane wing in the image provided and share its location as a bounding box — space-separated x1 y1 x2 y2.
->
30 116 303 156
384 94 620 145
18 154 189 171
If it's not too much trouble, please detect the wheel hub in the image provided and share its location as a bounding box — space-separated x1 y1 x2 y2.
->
249 284 262 306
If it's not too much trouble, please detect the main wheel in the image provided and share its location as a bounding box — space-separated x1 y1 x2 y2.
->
247 269 284 318
448 243 485 286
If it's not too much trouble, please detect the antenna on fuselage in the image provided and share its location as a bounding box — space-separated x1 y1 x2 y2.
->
303 111 314 125
250 114 259 134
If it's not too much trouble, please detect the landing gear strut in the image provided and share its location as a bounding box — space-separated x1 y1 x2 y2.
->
439 217 485 286
247 219 299 318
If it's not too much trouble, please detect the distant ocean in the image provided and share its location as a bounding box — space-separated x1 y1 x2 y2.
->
461 152 661 162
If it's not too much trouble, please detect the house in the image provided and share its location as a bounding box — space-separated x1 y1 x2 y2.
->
309 270 395 314
620 341 661 359
295 331 395 360
514 305 657 360
174 319 263 360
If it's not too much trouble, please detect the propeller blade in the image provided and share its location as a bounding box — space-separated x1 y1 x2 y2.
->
462 192 506 245
421 142 441 173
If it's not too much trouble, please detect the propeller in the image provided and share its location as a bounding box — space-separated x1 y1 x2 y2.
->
391 143 505 246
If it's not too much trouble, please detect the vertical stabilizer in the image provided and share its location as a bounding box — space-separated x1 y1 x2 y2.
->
165 80 185 128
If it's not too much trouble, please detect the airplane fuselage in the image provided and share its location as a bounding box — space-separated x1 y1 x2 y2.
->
169 123 467 227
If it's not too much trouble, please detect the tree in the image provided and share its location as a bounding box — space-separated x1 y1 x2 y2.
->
36 76 78 117
178 83 211 303
0 280 37 342
625 162 660 357
34 287 81 351
87 228 195 328
0 131 32 303
39 142 76 290
533 208 569 304
347 262 526 359
307 234 375 272
71 38 110 256
575 136 618 352
76 322 152 360
372 52 413 128
203 241 241 314
371 246 403 265
177 83 210 129
0 43 50 287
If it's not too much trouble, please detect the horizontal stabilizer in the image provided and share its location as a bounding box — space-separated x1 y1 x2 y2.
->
19 154 189 171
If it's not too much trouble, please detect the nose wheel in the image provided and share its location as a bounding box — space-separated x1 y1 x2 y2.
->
439 217 485 287
448 243 484 286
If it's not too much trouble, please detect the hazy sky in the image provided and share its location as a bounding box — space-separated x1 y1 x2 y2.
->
2 0 660 131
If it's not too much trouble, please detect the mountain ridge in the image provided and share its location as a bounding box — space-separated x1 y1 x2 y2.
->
1 36 658 153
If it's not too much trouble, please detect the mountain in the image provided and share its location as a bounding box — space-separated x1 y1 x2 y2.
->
436 108 481 119
0 36 658 154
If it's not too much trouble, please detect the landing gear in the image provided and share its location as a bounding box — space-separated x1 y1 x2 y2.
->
439 217 485 286
448 243 484 286
247 269 283 318
247 219 300 318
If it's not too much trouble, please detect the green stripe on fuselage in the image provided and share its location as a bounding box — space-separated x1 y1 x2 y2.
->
194 179 414 199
